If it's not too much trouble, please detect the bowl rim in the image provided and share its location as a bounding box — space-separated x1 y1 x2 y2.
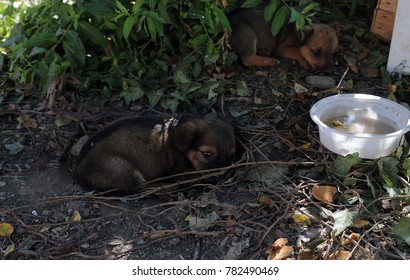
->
310 93 410 139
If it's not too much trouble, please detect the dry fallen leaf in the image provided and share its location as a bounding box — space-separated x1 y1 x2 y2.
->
342 232 361 246
272 237 289 248
267 245 294 260
266 238 294 260
259 195 274 207
297 251 319 260
255 70 268 76
352 219 370 229
328 250 351 260
20 114 38 128
72 209 82 222
312 185 337 203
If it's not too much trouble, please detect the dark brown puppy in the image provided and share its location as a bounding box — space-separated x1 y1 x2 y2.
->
228 8 338 70
75 115 236 193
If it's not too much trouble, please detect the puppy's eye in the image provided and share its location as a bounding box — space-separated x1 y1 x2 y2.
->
202 152 212 160
311 49 322 58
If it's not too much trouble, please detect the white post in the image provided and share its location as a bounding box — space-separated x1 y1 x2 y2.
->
387 0 410 74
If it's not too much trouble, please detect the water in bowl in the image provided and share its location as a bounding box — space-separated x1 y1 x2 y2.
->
325 114 398 134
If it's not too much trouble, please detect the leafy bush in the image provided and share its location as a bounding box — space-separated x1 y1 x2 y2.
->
1 0 319 112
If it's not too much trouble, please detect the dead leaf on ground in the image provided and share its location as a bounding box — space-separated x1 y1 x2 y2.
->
342 232 361 246
352 219 369 229
328 250 351 260
255 70 268 76
18 114 38 128
0 222 14 238
266 238 294 260
297 251 319 260
312 185 337 203
259 195 274 207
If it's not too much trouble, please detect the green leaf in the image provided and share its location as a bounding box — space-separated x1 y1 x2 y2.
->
145 11 166 23
146 17 158 41
212 5 231 31
236 81 250 97
4 142 25 155
120 86 145 106
378 157 399 188
173 70 191 84
132 0 145 13
66 4 78 29
105 20 117 30
78 20 108 47
331 153 361 177
189 34 208 46
148 89 164 108
241 0 264 8
161 98 180 113
21 33 57 48
402 158 410 177
62 30 86 67
28 47 47 57
290 8 305 30
123 15 138 40
204 6 214 29
301 2 319 15
270 6 288 37
332 209 357 237
116 0 129 15
264 0 279 22
393 217 410 246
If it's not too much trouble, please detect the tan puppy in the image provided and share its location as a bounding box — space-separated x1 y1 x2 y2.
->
228 8 338 70
75 115 236 193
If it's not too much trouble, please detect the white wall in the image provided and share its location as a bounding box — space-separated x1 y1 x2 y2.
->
387 0 410 74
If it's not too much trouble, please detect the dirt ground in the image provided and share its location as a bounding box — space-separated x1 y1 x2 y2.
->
1 16 410 260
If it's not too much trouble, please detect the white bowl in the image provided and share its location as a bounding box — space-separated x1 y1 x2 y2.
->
310 94 410 159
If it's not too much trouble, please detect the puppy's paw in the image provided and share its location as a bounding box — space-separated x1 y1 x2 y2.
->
242 54 280 67
299 59 313 71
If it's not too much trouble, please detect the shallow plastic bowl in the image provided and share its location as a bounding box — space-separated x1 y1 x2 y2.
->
310 94 410 159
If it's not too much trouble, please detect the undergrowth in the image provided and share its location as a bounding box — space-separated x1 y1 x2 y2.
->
1 0 319 112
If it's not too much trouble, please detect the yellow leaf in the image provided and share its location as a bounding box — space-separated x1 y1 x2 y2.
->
54 116 72 128
344 79 354 89
72 209 82 222
301 142 312 149
0 223 14 238
292 213 311 225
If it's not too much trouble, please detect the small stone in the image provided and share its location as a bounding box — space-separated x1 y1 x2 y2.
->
305 75 336 87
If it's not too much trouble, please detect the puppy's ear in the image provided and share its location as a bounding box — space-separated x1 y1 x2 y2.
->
172 120 201 152
298 25 314 44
